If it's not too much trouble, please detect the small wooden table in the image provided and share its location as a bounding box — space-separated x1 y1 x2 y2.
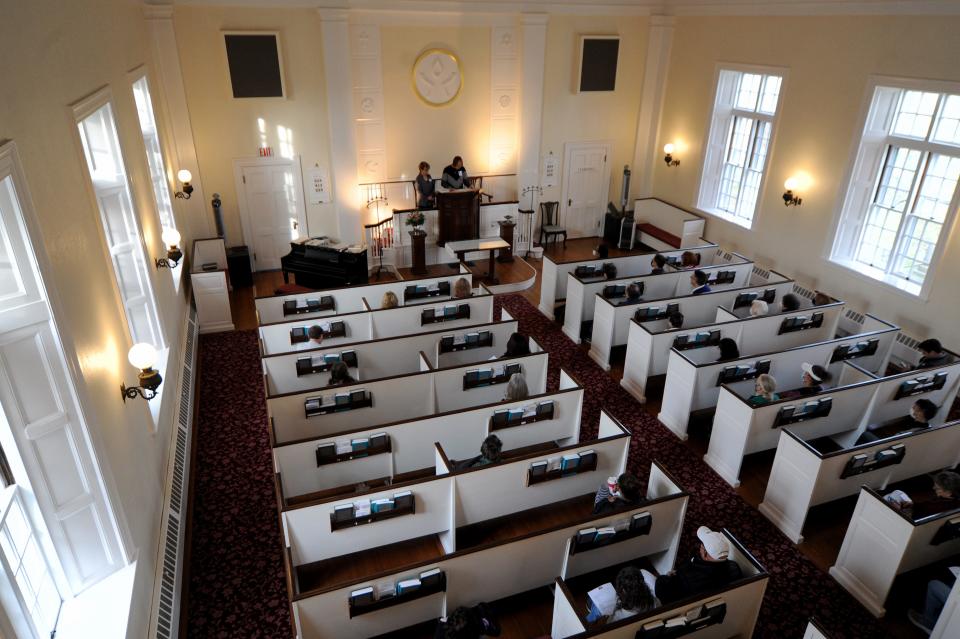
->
497 220 516 263
445 238 510 284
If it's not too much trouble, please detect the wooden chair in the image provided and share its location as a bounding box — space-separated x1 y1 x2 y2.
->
538 201 567 247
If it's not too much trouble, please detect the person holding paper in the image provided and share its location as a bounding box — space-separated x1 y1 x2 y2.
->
593 473 641 515
909 572 957 634
441 156 471 189
641 526 742 604
585 566 657 624
295 324 326 351
916 338 950 369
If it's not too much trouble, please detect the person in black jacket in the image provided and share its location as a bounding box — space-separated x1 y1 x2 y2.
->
916 338 949 369
855 398 938 444
641 526 742 604
434 603 501 638
650 254 666 275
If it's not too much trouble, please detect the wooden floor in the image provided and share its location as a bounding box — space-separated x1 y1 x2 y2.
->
226 237 926 638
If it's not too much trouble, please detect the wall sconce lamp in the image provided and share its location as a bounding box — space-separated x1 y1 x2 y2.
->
663 144 680 167
174 169 194 200
155 228 183 269
783 176 804 206
121 343 163 402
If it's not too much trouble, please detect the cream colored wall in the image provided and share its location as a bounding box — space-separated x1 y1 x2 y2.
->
653 15 960 344
381 26 492 180
173 6 338 244
0 0 193 635
540 15 648 209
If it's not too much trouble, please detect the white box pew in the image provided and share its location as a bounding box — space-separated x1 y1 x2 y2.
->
261 319 520 395
254 267 471 325
538 243 718 320
758 420 960 543
433 352 549 413
267 351 550 445
273 379 584 503
442 411 630 528
593 271 793 372
433 309 534 368
366 289 494 339
932 575 960 639
803 619 832 639
550 528 768 639
705 359 960 487
258 310 374 356
656 311 897 439
620 297 844 405
563 252 753 345
633 197 707 250
287 459 687 639
829 484 960 617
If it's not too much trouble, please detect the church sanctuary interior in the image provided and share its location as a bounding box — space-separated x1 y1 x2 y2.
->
5 0 960 638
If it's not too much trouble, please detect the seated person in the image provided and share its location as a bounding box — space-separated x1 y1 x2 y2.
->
593 472 642 515
307 325 325 346
665 311 684 331
781 293 801 312
641 526 742 604
680 251 700 269
716 338 740 362
909 574 956 635
623 283 643 304
856 398 938 444
457 434 503 469
381 290 399 309
779 363 831 399
603 262 618 280
441 155 471 189
813 291 832 306
452 277 473 299
910 471 960 520
595 243 610 259
650 253 666 275
434 603 501 639
415 161 436 209
748 374 779 406
917 338 949 369
690 269 711 296
327 361 355 386
503 372 529 402
749 299 769 317
585 566 658 624
503 333 531 358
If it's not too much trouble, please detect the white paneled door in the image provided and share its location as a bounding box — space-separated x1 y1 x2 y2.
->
237 159 308 272
561 142 611 238
0 144 123 599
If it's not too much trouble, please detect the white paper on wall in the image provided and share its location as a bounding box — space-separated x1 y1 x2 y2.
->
309 167 332 204
542 155 559 188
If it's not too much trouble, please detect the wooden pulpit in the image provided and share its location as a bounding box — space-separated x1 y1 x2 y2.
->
436 189 480 246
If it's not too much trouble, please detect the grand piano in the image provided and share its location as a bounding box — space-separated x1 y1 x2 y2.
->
280 238 369 290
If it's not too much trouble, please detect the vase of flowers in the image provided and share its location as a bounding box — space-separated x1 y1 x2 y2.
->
406 211 426 235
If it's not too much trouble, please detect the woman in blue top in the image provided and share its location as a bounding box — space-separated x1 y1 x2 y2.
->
415 161 436 209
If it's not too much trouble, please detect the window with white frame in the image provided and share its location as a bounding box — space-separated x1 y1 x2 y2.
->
131 76 177 235
76 99 165 349
830 84 960 297
698 68 784 228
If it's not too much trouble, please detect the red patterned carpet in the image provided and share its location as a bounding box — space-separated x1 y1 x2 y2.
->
185 294 894 638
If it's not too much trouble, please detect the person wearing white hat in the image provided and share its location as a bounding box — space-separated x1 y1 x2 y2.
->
640 526 742 604
780 362 832 399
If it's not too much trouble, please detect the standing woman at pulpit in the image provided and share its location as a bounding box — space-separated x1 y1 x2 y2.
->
442 156 471 189
415 161 436 209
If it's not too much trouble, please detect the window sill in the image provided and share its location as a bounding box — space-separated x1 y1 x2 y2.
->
828 257 928 301
56 561 135 639
695 206 755 230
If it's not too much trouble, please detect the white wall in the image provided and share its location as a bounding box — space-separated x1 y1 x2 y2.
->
0 1 195 636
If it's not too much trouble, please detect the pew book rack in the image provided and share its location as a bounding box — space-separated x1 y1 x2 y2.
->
315 434 390 467
839 443 905 479
289 320 347 344
283 296 336 316
463 363 522 390
527 450 599 485
440 330 493 353
421 304 471 325
295 350 359 376
569 511 653 555
347 570 446 618
330 490 415 532
404 282 451 302
489 400 555 431
304 390 372 417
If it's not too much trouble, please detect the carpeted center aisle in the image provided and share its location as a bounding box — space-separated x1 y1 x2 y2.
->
185 294 890 638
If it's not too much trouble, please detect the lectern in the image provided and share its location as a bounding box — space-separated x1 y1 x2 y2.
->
436 189 480 246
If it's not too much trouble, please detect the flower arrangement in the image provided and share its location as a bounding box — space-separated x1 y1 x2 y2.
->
405 211 425 230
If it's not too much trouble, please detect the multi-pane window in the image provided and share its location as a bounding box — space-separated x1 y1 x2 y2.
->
830 85 960 297
77 99 165 348
698 69 784 228
131 76 177 235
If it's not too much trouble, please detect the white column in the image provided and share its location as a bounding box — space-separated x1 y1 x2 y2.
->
319 9 362 244
489 25 519 176
517 14 548 206
143 4 213 241
631 16 675 200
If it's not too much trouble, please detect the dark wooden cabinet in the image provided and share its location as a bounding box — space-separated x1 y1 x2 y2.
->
409 230 427 275
436 190 480 246
497 220 516 263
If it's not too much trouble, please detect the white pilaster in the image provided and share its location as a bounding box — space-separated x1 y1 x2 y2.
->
319 9 362 244
489 25 519 175
517 14 548 205
143 4 213 241
350 22 387 226
631 16 675 199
